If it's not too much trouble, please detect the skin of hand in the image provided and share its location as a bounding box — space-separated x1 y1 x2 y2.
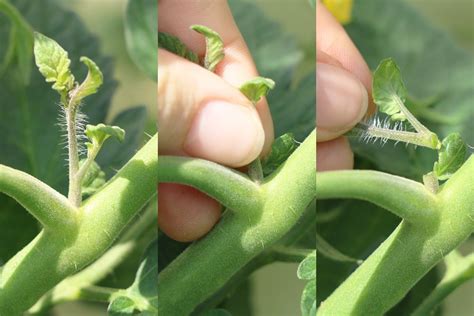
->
158 0 274 242
316 0 374 171
158 0 373 242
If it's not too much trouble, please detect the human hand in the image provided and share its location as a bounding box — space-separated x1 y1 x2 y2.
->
157 1 274 242
316 0 373 171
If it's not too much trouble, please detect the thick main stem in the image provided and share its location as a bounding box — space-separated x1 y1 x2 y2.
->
158 131 316 315
0 135 158 315
318 155 474 315
65 106 81 206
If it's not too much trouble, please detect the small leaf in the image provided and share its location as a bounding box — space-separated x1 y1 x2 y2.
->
158 32 199 64
80 159 106 197
297 250 316 280
433 133 467 180
68 56 103 107
33 32 74 95
125 0 157 80
300 279 316 316
262 133 298 175
191 25 225 72
316 233 363 264
107 295 136 315
372 58 408 121
322 0 353 24
85 124 125 153
239 76 275 104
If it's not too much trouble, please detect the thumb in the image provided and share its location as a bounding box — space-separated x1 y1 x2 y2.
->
158 49 266 167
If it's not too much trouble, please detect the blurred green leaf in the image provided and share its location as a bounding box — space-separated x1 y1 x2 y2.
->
201 309 232 316
262 133 298 176
69 56 103 106
80 159 106 198
297 250 316 280
301 279 316 316
0 0 33 85
316 233 362 264
433 133 467 180
191 24 225 72
125 0 157 80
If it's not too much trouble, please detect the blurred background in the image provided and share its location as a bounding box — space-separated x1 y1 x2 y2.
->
50 0 472 315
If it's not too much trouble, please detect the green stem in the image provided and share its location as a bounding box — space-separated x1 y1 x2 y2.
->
78 286 117 303
158 130 315 315
28 198 157 313
0 164 77 230
66 106 81 206
75 144 100 187
395 94 431 135
317 170 438 225
0 134 157 315
412 251 474 316
158 156 262 214
318 155 474 315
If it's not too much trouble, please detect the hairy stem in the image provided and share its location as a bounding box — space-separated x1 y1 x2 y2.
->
75 145 100 187
0 164 77 229
0 134 158 315
317 169 438 225
318 155 474 315
66 106 81 206
159 156 262 214
412 251 474 316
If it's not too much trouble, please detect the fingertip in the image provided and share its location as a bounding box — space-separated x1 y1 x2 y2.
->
317 137 354 171
158 184 221 242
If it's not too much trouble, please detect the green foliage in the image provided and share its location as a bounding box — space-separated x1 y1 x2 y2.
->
316 233 362 264
108 241 158 315
372 58 407 121
125 0 157 80
297 251 316 316
434 133 467 180
69 56 103 107
297 250 316 280
80 160 106 197
239 76 275 104
33 32 74 97
85 124 125 154
262 133 298 175
191 24 225 72
0 0 33 85
158 31 199 63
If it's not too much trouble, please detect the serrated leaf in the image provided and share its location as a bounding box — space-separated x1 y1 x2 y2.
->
316 233 362 264
301 279 316 316
68 56 103 107
262 133 298 175
191 24 224 72
297 250 316 280
80 159 106 197
0 0 33 85
85 123 125 153
433 133 467 180
372 58 408 121
33 32 74 95
158 31 199 64
108 240 158 315
125 0 157 80
239 76 275 104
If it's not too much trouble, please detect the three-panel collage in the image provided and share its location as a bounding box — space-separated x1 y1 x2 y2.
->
0 0 473 315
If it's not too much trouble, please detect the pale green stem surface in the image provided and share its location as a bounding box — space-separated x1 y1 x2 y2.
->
317 169 438 224
158 130 316 315
0 164 77 229
412 251 474 316
75 144 100 187
318 155 474 315
65 106 81 206
0 134 158 315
